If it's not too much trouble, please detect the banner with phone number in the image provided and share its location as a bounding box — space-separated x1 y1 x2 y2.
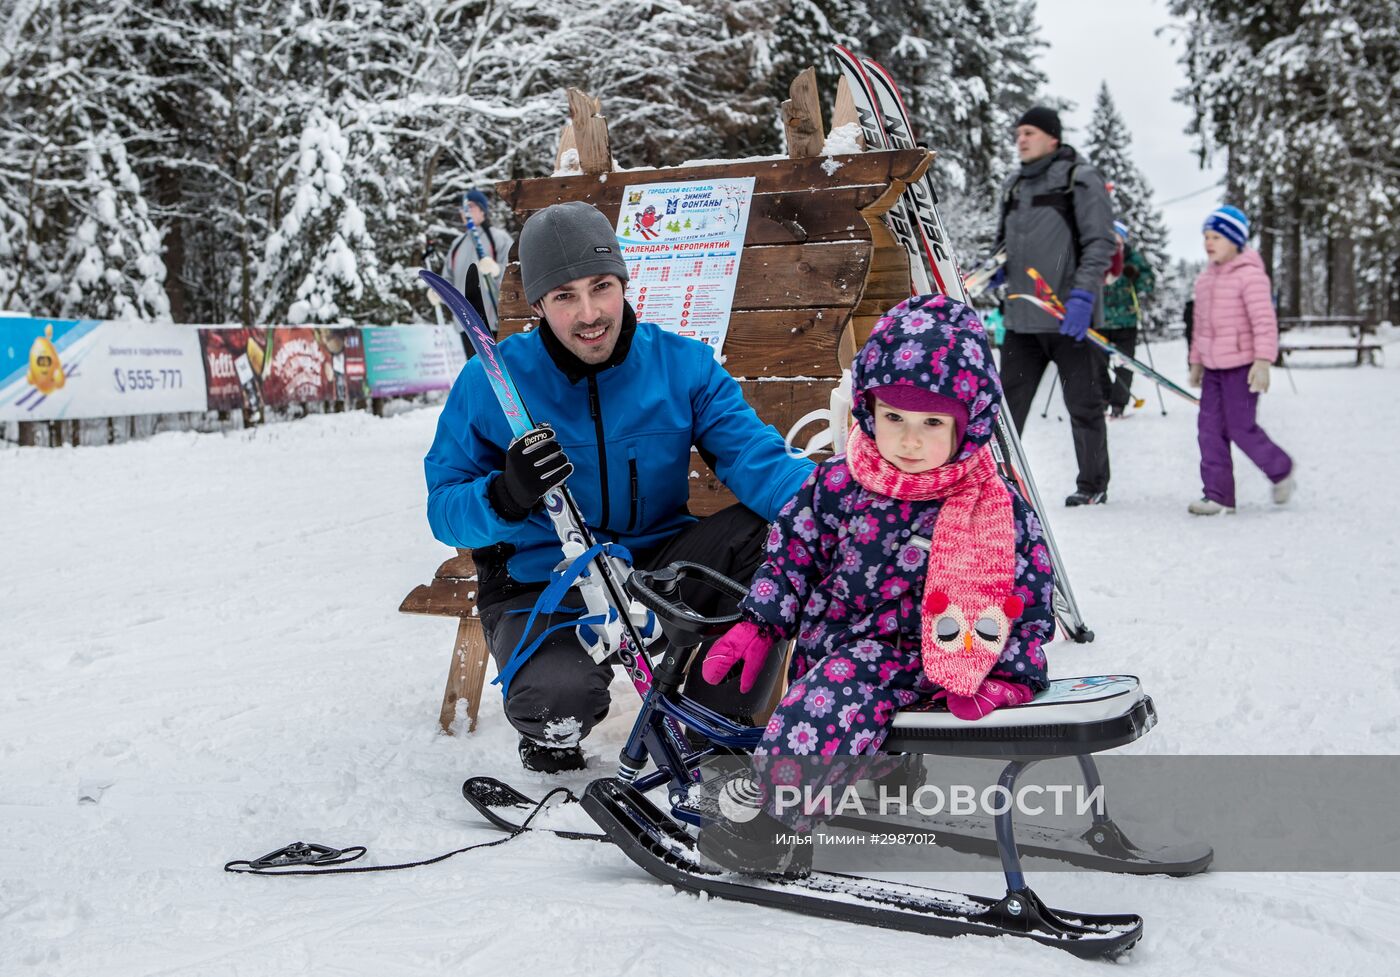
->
0 319 206 421
0 317 464 422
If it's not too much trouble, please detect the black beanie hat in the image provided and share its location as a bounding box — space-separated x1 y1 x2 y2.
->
1015 105 1062 141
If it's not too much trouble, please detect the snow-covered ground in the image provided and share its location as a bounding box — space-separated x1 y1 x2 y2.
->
3 339 1398 976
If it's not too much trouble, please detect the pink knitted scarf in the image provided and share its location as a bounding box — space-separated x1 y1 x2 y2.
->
846 427 1024 696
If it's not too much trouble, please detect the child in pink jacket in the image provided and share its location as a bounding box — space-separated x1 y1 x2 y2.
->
1188 205 1295 515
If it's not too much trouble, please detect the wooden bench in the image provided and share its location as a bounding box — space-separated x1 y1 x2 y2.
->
399 550 489 732
401 124 928 733
1276 316 1383 366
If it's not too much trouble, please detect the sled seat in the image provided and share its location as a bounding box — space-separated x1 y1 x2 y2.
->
883 675 1153 759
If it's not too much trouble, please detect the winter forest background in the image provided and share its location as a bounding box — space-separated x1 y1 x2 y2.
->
1 0 1396 330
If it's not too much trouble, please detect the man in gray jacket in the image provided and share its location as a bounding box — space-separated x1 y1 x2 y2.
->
995 106 1117 506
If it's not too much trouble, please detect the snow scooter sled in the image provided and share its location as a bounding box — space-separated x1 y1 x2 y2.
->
420 270 1209 961
464 562 1211 961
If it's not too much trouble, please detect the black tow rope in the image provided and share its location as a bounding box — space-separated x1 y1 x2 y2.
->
224 786 581 877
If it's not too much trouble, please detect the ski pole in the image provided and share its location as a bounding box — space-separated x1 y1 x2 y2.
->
1138 332 1167 415
1130 282 1165 415
423 239 446 327
1040 369 1058 419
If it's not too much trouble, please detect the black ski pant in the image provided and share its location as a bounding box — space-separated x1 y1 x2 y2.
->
1099 327 1139 410
999 330 1110 495
479 504 782 747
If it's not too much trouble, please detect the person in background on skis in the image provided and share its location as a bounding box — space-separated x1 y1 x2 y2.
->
990 105 1117 506
1101 220 1157 419
696 295 1052 876
437 188 513 334
424 201 813 773
1187 205 1295 515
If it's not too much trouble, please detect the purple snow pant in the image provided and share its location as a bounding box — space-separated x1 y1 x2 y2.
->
1198 364 1293 508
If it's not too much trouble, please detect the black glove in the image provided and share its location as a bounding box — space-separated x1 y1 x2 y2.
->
1122 264 1140 282
488 426 573 521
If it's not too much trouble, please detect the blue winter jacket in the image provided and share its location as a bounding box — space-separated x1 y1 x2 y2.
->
424 319 814 585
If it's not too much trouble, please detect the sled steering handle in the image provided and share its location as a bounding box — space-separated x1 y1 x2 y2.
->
625 561 745 649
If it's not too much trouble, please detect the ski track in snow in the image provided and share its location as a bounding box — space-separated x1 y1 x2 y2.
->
2 341 1397 976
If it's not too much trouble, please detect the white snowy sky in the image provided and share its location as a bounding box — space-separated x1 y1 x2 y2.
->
1032 0 1228 263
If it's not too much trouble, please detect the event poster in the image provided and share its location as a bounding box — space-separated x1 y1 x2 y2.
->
361 325 466 397
0 318 206 422
613 177 755 356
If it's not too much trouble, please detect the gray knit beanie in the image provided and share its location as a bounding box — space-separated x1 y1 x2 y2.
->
519 201 629 305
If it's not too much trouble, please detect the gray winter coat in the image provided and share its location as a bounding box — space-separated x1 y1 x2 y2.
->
447 223 513 328
996 146 1116 334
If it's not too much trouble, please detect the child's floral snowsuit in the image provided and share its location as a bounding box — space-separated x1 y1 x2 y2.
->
739 296 1053 806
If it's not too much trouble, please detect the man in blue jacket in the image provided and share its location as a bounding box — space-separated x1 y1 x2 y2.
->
425 201 813 772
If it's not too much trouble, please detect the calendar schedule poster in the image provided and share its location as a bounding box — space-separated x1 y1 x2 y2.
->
613 177 756 357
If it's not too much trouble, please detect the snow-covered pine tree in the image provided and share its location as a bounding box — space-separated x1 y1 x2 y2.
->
1084 82 1171 328
1169 0 1399 321
936 0 1049 260
0 2 170 320
244 0 474 326
424 0 785 318
766 0 871 129
855 0 1048 265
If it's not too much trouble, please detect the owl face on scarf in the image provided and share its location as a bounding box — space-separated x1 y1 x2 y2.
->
927 590 1026 692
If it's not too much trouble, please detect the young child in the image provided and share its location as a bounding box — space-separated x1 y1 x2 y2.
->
1188 205 1295 515
696 294 1053 874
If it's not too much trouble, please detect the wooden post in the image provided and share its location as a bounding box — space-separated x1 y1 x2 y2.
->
554 121 579 174
781 67 825 158
830 75 864 148
438 615 491 734
565 88 612 175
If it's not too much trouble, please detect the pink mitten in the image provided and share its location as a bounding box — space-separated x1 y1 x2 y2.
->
700 621 775 694
942 679 1034 721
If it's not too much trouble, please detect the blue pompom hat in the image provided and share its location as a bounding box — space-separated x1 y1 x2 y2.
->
1203 205 1249 249
462 188 490 213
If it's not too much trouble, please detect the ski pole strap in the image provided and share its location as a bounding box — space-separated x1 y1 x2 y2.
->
491 542 634 697
493 613 609 697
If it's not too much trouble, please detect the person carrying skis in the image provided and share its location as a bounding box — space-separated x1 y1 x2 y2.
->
437 188 513 334
424 201 813 773
696 294 1053 876
1187 205 1295 515
1101 220 1157 418
989 105 1117 506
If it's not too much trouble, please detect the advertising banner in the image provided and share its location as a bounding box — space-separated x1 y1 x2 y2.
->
362 325 466 397
3 317 452 422
199 327 368 412
1 318 206 422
